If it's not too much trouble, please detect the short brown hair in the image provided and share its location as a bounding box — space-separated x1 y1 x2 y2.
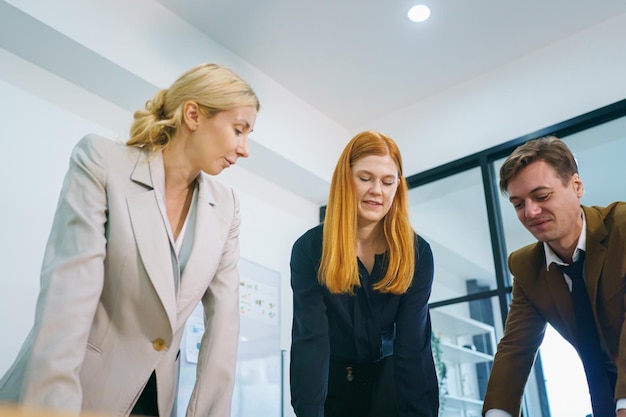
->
499 135 578 194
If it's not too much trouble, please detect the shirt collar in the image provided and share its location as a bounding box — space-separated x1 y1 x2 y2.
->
543 208 586 270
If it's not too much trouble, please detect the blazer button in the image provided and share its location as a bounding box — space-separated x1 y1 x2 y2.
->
152 338 167 351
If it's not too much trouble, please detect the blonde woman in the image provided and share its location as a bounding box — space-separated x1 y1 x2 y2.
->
289 131 438 417
0 63 259 417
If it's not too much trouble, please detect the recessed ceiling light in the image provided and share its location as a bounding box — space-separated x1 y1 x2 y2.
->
408 5 431 23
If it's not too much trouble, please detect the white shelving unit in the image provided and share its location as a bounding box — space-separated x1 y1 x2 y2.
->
431 309 495 417
439 342 493 364
441 395 483 417
431 309 496 350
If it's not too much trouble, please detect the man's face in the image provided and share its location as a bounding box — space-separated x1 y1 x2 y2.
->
507 160 584 253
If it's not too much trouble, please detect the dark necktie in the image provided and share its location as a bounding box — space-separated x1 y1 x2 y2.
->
558 252 614 416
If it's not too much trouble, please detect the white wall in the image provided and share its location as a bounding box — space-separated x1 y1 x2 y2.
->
1 0 349 189
0 53 124 373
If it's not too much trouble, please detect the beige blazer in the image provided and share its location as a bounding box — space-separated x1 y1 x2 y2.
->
0 134 241 417
483 202 626 416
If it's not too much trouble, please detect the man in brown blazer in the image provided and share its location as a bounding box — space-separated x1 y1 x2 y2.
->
482 136 626 417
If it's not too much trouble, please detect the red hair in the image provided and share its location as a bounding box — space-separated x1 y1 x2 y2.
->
319 131 415 294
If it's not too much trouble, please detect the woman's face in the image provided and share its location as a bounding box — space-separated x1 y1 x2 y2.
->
188 105 257 175
351 154 399 229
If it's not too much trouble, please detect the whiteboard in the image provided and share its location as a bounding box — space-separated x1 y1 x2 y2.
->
177 258 282 417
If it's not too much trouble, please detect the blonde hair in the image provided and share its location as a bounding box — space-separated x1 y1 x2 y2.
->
127 63 260 151
319 131 415 294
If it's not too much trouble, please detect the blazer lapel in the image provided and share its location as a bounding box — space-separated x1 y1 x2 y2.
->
582 206 609 329
126 150 177 332
177 174 223 314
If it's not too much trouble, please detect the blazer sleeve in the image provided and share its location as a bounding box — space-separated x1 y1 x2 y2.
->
482 258 548 416
603 203 626 401
393 236 439 416
289 231 329 417
21 135 109 411
186 189 242 417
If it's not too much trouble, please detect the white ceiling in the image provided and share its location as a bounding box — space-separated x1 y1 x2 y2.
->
156 0 626 131
1 0 624 206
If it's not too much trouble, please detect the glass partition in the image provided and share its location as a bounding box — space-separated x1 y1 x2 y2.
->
409 167 507 416
567 115 626 207
408 167 497 304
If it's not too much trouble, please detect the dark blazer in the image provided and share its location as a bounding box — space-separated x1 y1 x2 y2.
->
290 224 439 417
483 202 626 416
0 134 242 417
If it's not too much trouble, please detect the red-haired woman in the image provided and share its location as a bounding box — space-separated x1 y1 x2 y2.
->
290 131 439 417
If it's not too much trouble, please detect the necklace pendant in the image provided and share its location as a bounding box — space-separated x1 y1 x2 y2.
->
346 366 354 382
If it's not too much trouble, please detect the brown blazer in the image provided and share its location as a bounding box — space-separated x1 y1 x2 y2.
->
483 202 626 416
0 135 242 417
